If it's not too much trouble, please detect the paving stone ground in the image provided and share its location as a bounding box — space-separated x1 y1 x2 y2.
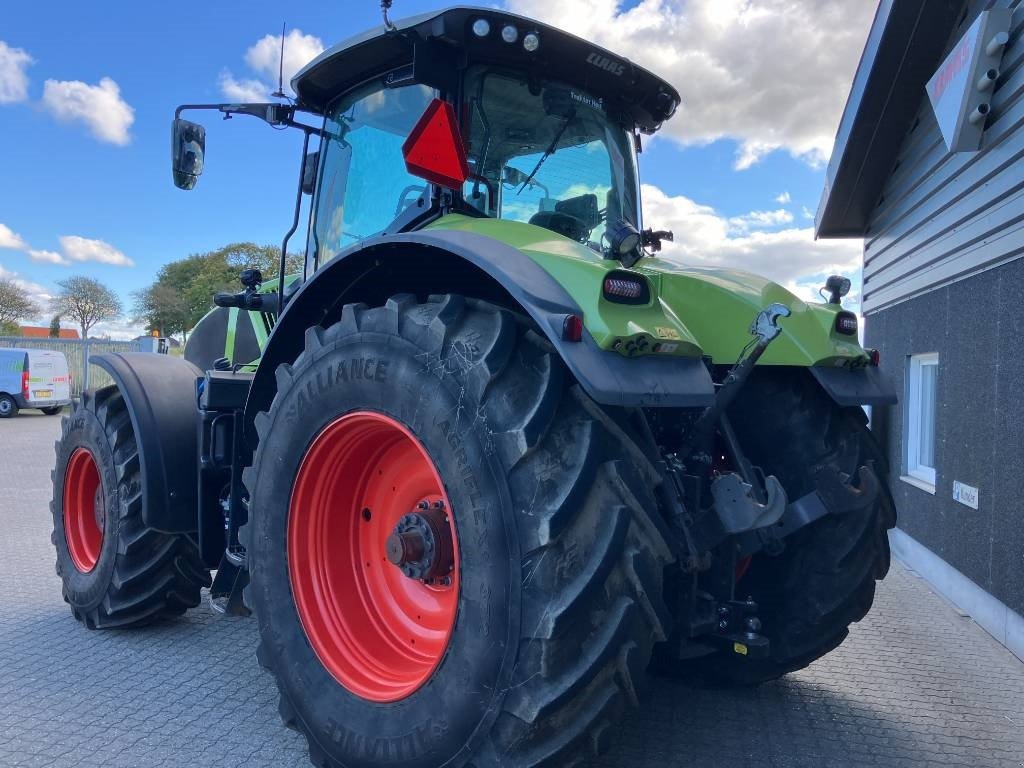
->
2 410 1023 768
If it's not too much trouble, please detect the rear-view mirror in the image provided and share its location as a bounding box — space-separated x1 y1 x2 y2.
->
172 118 206 190
301 150 320 196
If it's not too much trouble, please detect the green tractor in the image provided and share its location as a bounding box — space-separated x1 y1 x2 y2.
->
50 6 897 767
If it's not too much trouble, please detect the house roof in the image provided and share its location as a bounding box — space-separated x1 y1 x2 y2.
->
19 326 80 339
815 0 965 238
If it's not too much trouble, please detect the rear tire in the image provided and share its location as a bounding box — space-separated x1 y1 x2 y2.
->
50 386 210 628
660 369 896 685
241 295 675 768
0 393 17 418
41 405 63 415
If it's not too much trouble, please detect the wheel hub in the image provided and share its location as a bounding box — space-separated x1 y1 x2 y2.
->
386 502 455 583
93 484 106 531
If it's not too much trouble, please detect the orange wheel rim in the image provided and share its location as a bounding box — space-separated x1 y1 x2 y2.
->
288 411 460 703
63 448 104 573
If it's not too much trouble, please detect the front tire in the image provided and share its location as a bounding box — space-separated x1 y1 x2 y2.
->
242 295 674 768
51 386 210 628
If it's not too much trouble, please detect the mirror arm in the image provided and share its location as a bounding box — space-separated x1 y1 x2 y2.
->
279 130 312 309
174 103 326 138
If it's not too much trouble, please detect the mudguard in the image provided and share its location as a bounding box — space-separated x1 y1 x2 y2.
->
243 229 716 438
185 306 263 371
810 365 897 407
90 352 202 533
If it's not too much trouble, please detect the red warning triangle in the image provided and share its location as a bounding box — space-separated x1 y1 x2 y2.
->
402 98 470 189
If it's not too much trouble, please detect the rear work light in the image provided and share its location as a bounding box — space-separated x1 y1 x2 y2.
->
602 271 650 305
835 311 858 336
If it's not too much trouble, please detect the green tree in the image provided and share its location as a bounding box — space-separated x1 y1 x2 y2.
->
133 242 301 338
51 276 123 339
132 282 192 340
48 315 61 338
0 277 41 332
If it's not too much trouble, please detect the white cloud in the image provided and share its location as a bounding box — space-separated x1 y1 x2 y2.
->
41 77 134 145
505 0 876 168
246 29 325 87
221 29 325 101
728 208 793 233
641 183 861 290
89 316 146 341
58 235 134 267
0 264 52 305
28 249 71 266
220 73 271 102
801 206 815 220
775 191 791 204
0 223 27 250
0 41 32 103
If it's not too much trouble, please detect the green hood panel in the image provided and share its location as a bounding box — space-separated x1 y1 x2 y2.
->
427 215 867 367
637 260 866 365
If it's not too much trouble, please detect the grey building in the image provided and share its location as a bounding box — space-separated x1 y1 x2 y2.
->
817 0 1023 659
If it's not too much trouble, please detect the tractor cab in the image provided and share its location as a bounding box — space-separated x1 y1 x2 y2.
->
173 7 680 283
307 66 644 264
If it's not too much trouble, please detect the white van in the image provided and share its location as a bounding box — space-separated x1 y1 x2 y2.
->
0 348 73 418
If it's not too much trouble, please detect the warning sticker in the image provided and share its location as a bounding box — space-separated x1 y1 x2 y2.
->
655 327 681 340
733 642 748 656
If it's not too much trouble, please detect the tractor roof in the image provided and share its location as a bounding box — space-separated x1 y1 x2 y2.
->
292 6 680 133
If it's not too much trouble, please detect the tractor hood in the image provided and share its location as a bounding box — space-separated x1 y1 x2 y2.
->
637 259 866 366
427 215 868 368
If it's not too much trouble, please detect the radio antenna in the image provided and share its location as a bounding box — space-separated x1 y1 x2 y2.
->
381 0 397 31
271 21 287 99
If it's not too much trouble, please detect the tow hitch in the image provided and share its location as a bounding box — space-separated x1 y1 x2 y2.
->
665 302 793 558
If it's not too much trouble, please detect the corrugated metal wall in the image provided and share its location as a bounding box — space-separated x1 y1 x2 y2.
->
862 0 1024 314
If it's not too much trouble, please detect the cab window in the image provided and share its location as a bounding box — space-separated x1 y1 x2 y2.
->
309 81 435 267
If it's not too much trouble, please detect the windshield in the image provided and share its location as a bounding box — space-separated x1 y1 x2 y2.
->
308 81 435 266
463 67 640 250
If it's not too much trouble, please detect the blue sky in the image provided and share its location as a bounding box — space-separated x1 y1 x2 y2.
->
0 0 876 337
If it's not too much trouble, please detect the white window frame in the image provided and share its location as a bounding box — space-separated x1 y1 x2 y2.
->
904 352 938 491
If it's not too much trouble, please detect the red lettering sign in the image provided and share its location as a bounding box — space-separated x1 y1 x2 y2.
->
933 39 972 101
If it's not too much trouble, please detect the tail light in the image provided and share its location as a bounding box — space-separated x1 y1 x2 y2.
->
602 271 650 304
21 369 29 398
562 314 584 342
835 311 858 336
867 348 881 366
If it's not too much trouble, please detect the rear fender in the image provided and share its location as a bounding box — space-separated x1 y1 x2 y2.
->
810 365 897 407
243 229 715 440
90 352 201 533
